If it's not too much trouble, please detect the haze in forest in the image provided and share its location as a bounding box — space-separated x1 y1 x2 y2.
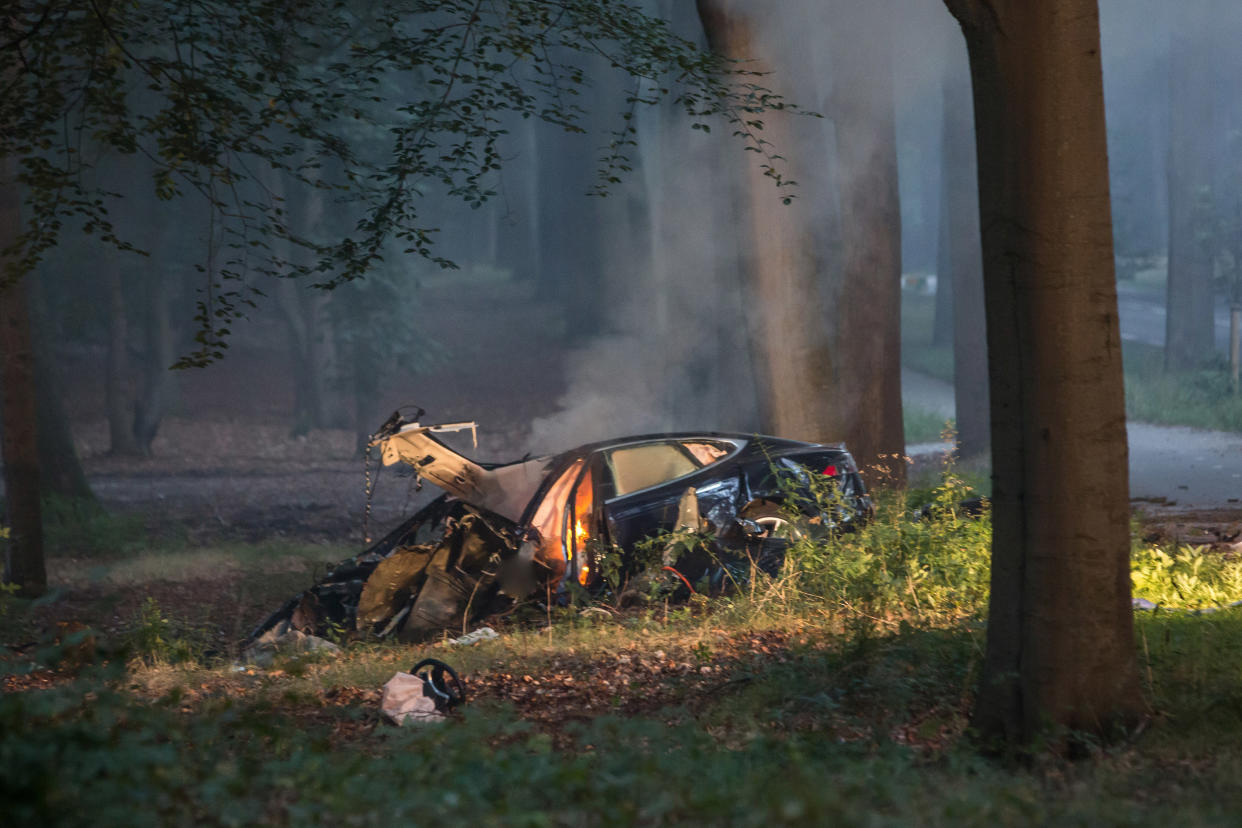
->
26 0 1242 471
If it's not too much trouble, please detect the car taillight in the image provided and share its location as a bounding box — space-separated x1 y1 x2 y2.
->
822 464 838 476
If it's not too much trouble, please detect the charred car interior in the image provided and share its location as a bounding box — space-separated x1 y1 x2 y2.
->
249 412 874 646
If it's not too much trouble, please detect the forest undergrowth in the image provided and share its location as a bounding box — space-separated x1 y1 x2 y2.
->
5 467 1242 825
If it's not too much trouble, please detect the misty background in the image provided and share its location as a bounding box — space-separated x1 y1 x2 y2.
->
30 0 1242 527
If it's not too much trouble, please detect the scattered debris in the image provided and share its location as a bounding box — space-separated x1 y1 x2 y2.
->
1131 597 1242 615
447 626 499 646
381 658 466 725
241 620 342 667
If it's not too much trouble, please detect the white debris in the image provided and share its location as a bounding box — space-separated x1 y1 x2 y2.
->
381 672 444 725
447 626 499 646
240 621 342 666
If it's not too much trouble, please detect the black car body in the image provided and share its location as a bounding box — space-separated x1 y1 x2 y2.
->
249 415 872 644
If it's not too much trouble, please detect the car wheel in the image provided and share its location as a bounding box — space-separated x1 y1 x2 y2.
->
739 502 804 541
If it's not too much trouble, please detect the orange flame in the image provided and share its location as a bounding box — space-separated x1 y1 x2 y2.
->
575 518 590 585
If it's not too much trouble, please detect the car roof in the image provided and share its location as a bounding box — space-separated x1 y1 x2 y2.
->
559 431 844 456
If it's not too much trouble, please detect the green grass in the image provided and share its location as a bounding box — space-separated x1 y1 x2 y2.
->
41 495 150 559
1123 341 1242 433
9 617 1242 825
904 405 954 444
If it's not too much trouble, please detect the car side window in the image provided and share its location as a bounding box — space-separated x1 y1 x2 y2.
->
606 443 700 497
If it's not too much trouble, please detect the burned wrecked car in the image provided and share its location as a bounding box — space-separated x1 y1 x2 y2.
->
249 413 873 645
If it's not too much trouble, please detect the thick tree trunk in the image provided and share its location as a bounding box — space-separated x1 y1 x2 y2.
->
939 44 989 459
825 0 906 486
1165 8 1217 372
944 0 1145 745
695 0 837 443
696 0 904 484
0 279 45 597
0 160 45 596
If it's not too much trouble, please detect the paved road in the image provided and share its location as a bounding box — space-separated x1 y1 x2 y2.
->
1116 284 1235 351
903 368 1242 508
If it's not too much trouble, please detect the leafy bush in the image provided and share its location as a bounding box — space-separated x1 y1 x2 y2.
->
125 597 202 666
722 463 991 632
1131 542 1242 610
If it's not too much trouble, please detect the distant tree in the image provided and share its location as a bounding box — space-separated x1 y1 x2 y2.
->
943 0 1145 746
1165 6 1218 372
30 273 94 499
937 42 988 460
103 258 141 456
1 0 789 595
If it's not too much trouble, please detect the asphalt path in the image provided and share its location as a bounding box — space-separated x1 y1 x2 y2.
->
1116 284 1235 351
903 368 1242 508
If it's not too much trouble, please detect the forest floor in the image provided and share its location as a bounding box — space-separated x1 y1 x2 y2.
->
7 493 1242 824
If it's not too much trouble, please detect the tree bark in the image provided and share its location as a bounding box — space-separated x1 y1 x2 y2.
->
825 0 906 486
944 0 1145 745
534 119 604 343
278 279 332 436
132 270 173 454
939 41 989 459
0 159 45 596
696 0 837 441
104 258 141 455
696 0 905 485
1164 6 1218 372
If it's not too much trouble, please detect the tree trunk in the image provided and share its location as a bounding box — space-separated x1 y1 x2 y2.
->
939 40 989 459
0 159 45 596
696 0 905 483
104 259 141 455
278 279 332 436
825 0 906 486
944 0 1145 745
934 75 954 350
695 0 838 447
133 271 173 454
933 188 955 347
30 273 95 500
534 120 604 343
1165 7 1217 372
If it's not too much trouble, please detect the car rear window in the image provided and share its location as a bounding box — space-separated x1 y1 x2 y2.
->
606 443 700 496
